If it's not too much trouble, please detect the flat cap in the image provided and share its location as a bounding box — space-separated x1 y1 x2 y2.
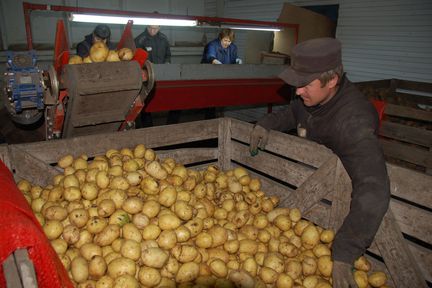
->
279 37 342 87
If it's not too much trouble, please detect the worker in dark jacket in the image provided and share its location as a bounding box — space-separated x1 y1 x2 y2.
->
76 24 115 58
135 25 171 64
135 25 172 127
249 37 390 288
201 28 242 64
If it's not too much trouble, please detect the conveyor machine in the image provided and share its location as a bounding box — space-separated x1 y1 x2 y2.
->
3 20 154 139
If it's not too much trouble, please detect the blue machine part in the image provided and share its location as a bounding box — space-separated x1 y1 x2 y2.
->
5 50 44 113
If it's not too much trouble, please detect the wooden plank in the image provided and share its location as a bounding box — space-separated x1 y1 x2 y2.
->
230 118 333 168
394 92 432 107
380 121 432 147
396 79 432 94
328 158 352 232
218 118 232 171
3 252 23 288
380 139 431 168
387 163 432 209
375 209 427 288
385 103 432 122
8 146 60 187
284 156 337 214
15 119 220 164
390 199 432 245
0 144 12 170
355 79 391 89
14 249 38 288
157 148 218 166
303 201 331 229
230 141 315 187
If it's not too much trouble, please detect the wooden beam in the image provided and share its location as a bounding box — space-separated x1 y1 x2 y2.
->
380 121 432 147
375 209 427 288
385 104 432 122
218 118 232 171
157 148 218 166
284 155 337 214
380 139 431 169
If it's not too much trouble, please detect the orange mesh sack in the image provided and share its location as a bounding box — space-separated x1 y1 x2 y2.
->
0 160 73 288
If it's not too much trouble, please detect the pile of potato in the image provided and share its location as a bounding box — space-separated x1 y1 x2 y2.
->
17 144 389 288
69 42 134 64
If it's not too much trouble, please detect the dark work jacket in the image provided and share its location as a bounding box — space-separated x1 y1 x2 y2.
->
201 38 238 64
76 34 115 58
257 75 390 264
134 30 171 64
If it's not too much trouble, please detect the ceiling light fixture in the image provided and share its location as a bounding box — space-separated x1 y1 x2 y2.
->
221 25 281 32
70 13 197 27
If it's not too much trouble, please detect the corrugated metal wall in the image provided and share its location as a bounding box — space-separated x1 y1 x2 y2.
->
223 0 432 83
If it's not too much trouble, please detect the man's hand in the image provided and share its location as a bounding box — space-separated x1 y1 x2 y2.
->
212 59 222 64
249 125 269 156
236 58 243 64
332 260 357 288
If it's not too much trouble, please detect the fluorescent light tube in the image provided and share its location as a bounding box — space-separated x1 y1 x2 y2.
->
70 13 197 26
222 25 281 32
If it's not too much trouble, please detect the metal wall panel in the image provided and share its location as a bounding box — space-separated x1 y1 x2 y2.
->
224 0 432 83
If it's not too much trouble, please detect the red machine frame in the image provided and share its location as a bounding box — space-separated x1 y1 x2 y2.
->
24 2 297 116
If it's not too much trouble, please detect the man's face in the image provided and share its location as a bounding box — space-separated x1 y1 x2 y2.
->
147 26 160 36
295 78 336 107
220 37 232 49
93 35 107 44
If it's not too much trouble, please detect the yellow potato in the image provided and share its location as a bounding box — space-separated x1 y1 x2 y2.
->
354 270 369 288
175 262 199 283
141 247 169 268
354 256 371 272
317 255 333 277
71 256 89 283
368 271 387 287
43 220 63 240
88 255 107 280
107 257 136 278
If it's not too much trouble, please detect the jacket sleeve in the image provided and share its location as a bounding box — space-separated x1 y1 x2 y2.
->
230 45 238 64
76 41 90 58
331 114 390 264
164 39 171 63
256 105 297 132
204 41 218 63
134 33 146 49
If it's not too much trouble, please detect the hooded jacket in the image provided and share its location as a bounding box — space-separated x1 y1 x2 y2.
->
134 30 171 64
257 75 390 263
201 38 239 64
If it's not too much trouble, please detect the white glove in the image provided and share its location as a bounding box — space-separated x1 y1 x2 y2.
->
212 59 222 64
236 58 243 64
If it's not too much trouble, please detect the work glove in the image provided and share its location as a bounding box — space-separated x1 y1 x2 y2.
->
212 59 222 64
236 58 243 64
249 125 269 156
332 260 357 288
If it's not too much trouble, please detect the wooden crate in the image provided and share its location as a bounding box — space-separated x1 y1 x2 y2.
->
0 118 430 287
356 79 432 174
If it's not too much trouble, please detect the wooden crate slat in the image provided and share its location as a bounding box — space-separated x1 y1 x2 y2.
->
0 145 12 170
390 199 432 245
387 164 432 209
230 141 315 187
380 121 432 147
8 146 60 187
394 92 432 107
157 148 218 166
328 159 351 232
302 201 331 229
218 118 232 171
375 209 427 288
381 139 431 169
284 156 337 214
15 119 220 164
230 118 333 168
395 79 432 94
385 103 432 122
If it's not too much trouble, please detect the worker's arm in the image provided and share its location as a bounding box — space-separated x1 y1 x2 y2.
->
76 41 90 58
204 41 219 64
256 104 297 132
332 114 390 264
164 39 172 64
134 33 146 49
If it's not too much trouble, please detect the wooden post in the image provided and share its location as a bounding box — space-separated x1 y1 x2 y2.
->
375 209 427 287
218 118 232 171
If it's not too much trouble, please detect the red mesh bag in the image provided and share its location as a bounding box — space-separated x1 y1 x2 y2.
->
0 160 73 287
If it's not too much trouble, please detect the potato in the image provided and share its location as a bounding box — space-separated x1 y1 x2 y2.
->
317 255 332 277
259 267 278 284
120 239 141 261
209 259 228 278
301 225 320 249
81 182 98 201
141 247 169 268
71 256 89 283
184 218 204 238
157 230 177 249
88 255 107 280
142 200 161 218
276 273 294 288
108 210 130 226
122 223 142 242
158 186 177 207
175 226 191 243
142 224 161 240
320 229 335 243
241 257 258 277
43 220 63 240
51 238 68 255
368 271 387 287
121 197 143 215
94 224 121 246
172 245 199 263
354 270 369 288
75 230 93 248
174 201 193 221
90 42 109 62
132 213 149 229
195 232 213 249
175 262 199 283
113 274 139 288
107 257 136 278
303 275 319 288
145 161 167 180
80 243 102 261
354 256 371 272
285 260 302 280
87 217 108 234
96 171 110 189
106 50 120 62
66 248 80 262
58 154 74 168
96 275 114 288
302 256 317 276
45 205 68 221
263 253 285 273
118 48 134 61
63 174 80 188
274 215 292 231
239 239 258 254
158 213 181 230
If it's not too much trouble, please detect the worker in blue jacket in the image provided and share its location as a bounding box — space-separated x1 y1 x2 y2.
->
201 28 242 64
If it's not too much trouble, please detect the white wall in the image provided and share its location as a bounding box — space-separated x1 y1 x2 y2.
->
224 0 432 83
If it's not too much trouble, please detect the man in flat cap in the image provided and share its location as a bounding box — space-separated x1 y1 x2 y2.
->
250 37 390 287
76 24 116 58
